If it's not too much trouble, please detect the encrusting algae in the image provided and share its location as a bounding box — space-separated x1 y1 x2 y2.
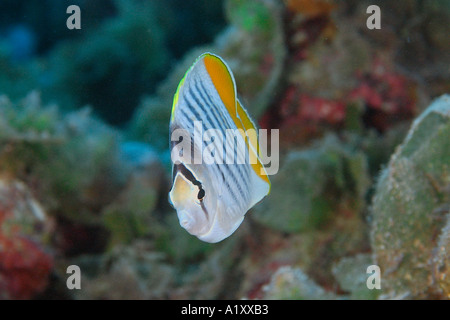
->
0 0 449 300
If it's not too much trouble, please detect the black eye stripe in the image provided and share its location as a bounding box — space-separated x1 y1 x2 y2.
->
174 163 206 200
173 163 201 185
173 163 208 220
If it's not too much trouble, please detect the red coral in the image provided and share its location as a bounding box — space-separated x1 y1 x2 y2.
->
260 7 417 144
280 93 344 127
265 85 346 145
349 83 383 110
261 58 416 144
0 234 53 299
0 196 53 299
348 59 417 131
297 94 346 124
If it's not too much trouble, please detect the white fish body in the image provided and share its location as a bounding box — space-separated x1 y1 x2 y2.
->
169 52 271 243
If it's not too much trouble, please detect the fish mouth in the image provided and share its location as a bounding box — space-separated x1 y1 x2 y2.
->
178 209 197 234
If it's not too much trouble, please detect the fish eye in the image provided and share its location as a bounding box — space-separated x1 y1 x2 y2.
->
197 188 205 200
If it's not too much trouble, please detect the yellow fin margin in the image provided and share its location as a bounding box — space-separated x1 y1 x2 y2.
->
203 53 270 186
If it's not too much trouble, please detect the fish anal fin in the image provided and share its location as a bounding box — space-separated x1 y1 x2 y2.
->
236 100 271 186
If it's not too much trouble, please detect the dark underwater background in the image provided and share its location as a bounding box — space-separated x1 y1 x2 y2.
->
0 0 449 299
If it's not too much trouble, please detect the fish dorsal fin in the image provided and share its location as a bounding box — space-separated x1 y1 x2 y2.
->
171 76 185 121
203 53 270 189
203 53 237 117
172 53 235 122
171 53 206 122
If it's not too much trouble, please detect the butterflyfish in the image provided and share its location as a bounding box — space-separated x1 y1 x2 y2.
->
169 52 271 243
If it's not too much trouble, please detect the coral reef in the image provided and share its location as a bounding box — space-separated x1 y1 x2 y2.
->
103 142 166 246
252 134 371 233
0 0 449 300
75 241 174 300
0 178 53 299
370 95 450 299
262 266 338 299
331 254 379 300
433 214 450 297
0 0 226 125
0 91 167 297
46 0 172 124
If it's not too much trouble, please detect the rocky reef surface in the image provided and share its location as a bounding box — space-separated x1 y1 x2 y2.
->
0 0 449 299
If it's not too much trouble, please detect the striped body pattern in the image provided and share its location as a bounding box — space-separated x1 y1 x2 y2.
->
169 53 271 243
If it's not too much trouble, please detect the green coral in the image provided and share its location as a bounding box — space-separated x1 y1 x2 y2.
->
222 0 285 118
227 0 274 34
0 92 168 252
103 169 161 246
0 92 62 142
0 92 124 222
252 134 371 233
47 0 171 124
370 94 450 299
